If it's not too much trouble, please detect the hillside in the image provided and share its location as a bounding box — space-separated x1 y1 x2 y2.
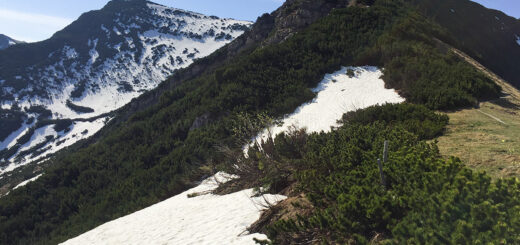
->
436 46 520 178
1 0 520 244
410 0 520 88
0 0 250 176
61 66 405 244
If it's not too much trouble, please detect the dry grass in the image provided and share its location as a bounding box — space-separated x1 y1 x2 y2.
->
436 100 520 178
435 46 520 178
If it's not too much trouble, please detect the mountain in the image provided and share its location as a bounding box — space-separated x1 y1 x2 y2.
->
410 0 520 88
0 34 23 50
0 0 251 173
1 0 520 244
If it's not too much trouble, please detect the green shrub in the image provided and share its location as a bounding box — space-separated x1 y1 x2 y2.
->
341 103 449 139
267 122 520 243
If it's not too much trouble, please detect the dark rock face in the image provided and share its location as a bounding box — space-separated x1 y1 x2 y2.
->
263 0 350 45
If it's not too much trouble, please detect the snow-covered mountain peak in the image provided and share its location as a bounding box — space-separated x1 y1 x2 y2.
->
0 0 251 173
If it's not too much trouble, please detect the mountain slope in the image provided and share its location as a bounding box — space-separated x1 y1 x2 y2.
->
0 0 517 244
0 34 23 50
409 0 520 88
0 0 361 243
0 0 251 173
62 66 404 244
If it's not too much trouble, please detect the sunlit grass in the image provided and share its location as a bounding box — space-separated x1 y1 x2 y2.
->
436 97 520 178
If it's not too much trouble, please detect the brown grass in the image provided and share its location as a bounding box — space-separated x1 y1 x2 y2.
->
435 47 520 178
436 100 520 178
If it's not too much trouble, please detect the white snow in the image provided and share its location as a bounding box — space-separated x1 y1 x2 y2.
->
516 35 520 46
13 174 43 190
101 24 110 37
62 173 285 245
253 66 404 145
88 39 99 64
113 26 122 36
0 120 35 150
63 46 78 59
36 117 107 159
0 117 107 175
17 125 57 153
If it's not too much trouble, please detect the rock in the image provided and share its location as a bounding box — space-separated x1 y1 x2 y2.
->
190 112 212 131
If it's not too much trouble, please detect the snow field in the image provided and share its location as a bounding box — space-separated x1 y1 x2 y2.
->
61 173 286 245
0 121 35 150
13 174 43 190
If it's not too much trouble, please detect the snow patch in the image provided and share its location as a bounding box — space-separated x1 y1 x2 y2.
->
0 120 35 150
62 173 285 245
0 118 107 175
253 66 404 145
17 125 57 153
58 66 402 244
88 39 99 64
101 24 110 36
63 46 78 59
516 35 520 46
13 174 43 190
113 26 122 35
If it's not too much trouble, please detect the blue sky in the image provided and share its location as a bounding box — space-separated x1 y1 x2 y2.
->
0 0 518 42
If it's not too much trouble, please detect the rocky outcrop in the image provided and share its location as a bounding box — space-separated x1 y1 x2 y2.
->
263 0 350 45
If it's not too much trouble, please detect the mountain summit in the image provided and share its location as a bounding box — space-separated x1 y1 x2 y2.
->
0 0 251 172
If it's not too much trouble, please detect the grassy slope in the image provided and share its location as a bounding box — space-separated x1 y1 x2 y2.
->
437 100 520 178
434 45 520 178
